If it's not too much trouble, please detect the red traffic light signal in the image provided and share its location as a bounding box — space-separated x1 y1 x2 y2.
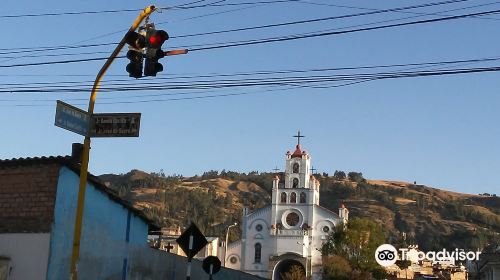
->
144 29 169 77
147 30 169 49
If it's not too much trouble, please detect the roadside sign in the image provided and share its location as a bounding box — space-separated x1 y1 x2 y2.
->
202 256 221 275
89 113 141 137
176 223 208 260
55 100 90 136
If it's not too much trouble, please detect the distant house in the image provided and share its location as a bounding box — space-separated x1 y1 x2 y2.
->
0 155 159 280
150 226 223 259
476 249 500 280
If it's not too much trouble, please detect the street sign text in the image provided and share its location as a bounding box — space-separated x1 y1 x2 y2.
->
89 113 141 137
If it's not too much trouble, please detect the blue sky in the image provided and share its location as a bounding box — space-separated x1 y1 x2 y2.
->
1 0 499 195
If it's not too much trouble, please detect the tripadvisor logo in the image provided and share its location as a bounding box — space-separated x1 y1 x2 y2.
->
375 244 398 267
374 244 482 267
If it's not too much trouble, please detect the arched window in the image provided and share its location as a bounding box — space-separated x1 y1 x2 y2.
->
281 192 287 203
300 192 306 203
290 192 297 203
254 243 262 263
292 178 299 188
293 163 300 173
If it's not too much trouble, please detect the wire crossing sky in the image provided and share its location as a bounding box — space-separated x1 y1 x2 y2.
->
1 0 499 195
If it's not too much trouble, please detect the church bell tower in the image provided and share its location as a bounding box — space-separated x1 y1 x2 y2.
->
270 131 320 231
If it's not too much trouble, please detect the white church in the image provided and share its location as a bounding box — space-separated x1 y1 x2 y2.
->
225 136 349 280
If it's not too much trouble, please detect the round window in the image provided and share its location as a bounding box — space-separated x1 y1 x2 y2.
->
230 256 238 264
323 226 330 233
286 212 300 227
256 224 263 232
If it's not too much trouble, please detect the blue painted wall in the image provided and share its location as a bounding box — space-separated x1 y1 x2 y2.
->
46 166 149 279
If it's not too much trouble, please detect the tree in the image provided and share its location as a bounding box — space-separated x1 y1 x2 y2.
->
347 172 365 183
394 211 409 233
323 255 352 280
396 260 411 279
334 170 347 180
322 218 386 279
280 265 307 280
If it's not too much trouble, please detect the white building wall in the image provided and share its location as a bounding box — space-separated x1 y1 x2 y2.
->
242 208 272 278
225 240 242 270
227 145 347 280
0 233 51 280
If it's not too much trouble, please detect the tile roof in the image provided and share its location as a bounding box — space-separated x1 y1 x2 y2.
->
0 155 159 233
0 156 72 169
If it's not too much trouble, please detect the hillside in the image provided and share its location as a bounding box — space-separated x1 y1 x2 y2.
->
99 170 500 250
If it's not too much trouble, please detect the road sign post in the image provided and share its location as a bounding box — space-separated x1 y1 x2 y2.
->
176 223 208 280
63 5 156 280
203 256 222 280
53 5 188 280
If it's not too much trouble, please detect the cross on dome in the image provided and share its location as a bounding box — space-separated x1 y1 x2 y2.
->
293 130 305 145
291 130 307 158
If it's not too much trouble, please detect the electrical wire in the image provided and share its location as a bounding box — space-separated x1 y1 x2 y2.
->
1 56 499 86
188 7 500 51
0 0 478 56
170 0 480 39
2 65 500 107
0 0 229 19
1 65 500 94
0 8 142 19
2 6 500 69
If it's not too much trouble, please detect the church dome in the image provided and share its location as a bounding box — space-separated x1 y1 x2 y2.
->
291 144 304 158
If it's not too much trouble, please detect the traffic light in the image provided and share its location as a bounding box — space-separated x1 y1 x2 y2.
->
125 31 146 78
126 50 143 79
144 29 169 77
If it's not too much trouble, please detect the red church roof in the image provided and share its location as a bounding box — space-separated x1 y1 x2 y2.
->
291 144 303 158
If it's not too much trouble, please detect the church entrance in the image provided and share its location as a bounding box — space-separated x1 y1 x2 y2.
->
272 259 306 280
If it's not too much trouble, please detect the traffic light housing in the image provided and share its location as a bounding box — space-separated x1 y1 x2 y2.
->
126 50 143 78
144 29 169 77
125 31 146 78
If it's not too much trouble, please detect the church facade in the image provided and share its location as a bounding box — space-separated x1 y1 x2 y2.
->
225 142 349 280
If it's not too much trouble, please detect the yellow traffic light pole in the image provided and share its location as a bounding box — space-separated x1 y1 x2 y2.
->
69 5 156 280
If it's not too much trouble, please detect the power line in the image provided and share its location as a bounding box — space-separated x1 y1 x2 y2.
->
1 56 499 86
189 7 500 51
0 0 229 19
0 51 110 62
172 0 302 9
64 1 228 45
0 42 115 55
0 56 115 68
0 0 475 56
1 6 500 68
172 0 495 50
0 0 485 60
2 65 500 107
2 65 500 94
0 8 142 19
171 0 477 39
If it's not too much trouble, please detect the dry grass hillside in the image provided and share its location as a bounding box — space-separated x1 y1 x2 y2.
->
99 170 500 250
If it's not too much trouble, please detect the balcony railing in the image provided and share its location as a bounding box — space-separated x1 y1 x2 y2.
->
270 229 310 236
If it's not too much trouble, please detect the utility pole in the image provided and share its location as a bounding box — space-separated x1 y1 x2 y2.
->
69 6 155 280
